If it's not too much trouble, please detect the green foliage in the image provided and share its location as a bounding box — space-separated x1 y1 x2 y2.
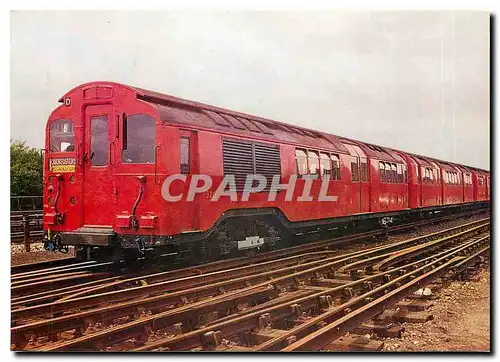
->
10 140 43 196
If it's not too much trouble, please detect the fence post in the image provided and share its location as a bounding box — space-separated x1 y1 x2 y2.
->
23 214 30 253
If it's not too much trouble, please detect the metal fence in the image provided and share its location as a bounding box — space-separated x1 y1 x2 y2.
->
11 211 44 251
11 196 43 211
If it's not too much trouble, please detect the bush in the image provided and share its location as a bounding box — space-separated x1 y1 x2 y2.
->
10 140 43 196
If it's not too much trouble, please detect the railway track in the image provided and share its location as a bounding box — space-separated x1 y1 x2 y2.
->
11 216 489 351
10 211 485 307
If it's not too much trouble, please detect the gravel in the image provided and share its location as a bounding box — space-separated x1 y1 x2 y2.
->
11 242 74 266
383 267 490 352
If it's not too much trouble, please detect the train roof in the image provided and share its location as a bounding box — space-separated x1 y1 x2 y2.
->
59 81 490 174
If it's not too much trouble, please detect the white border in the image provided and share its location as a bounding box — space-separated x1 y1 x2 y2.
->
3 2 496 362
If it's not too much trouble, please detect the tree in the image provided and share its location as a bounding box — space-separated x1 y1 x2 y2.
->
10 140 43 196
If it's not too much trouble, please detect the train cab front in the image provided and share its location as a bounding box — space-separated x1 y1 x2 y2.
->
42 82 166 261
43 115 82 254
42 83 125 259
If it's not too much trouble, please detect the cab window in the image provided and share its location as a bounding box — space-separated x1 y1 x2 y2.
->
49 119 75 153
122 114 156 164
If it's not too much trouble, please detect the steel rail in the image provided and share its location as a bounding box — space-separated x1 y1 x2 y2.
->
13 237 473 347
451 245 490 275
336 222 488 274
255 235 489 351
11 214 485 308
11 260 99 280
12 218 486 323
11 272 113 298
11 258 77 275
133 235 489 351
11 276 124 308
281 236 489 352
28 228 488 351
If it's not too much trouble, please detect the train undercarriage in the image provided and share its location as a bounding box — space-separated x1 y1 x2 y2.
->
44 201 489 263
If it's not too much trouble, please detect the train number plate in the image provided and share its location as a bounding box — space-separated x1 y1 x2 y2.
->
50 157 76 173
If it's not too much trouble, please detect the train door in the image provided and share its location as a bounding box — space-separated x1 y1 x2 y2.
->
414 161 421 207
409 156 423 207
82 105 115 226
179 130 199 230
486 175 490 200
342 143 369 213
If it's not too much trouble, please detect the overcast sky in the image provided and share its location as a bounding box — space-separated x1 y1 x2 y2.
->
10 11 490 169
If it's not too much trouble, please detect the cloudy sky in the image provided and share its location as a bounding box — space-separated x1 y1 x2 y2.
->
10 11 490 169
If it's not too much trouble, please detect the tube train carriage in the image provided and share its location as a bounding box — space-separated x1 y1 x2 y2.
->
43 81 490 262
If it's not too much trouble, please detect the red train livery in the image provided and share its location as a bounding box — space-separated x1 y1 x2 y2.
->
43 81 490 261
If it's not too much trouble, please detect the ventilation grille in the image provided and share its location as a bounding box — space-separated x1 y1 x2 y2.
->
222 138 281 191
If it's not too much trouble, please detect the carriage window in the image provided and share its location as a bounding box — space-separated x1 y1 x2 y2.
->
49 119 75 153
308 151 320 177
379 162 386 182
295 149 308 176
320 153 332 178
403 165 408 183
90 116 108 166
122 114 156 164
180 137 190 174
360 160 368 182
385 163 392 183
331 154 341 180
351 161 359 182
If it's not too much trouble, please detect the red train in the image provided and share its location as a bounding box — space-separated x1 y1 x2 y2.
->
43 81 490 261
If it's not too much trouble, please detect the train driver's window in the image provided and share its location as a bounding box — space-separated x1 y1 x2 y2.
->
122 114 156 164
49 119 75 153
295 149 308 176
